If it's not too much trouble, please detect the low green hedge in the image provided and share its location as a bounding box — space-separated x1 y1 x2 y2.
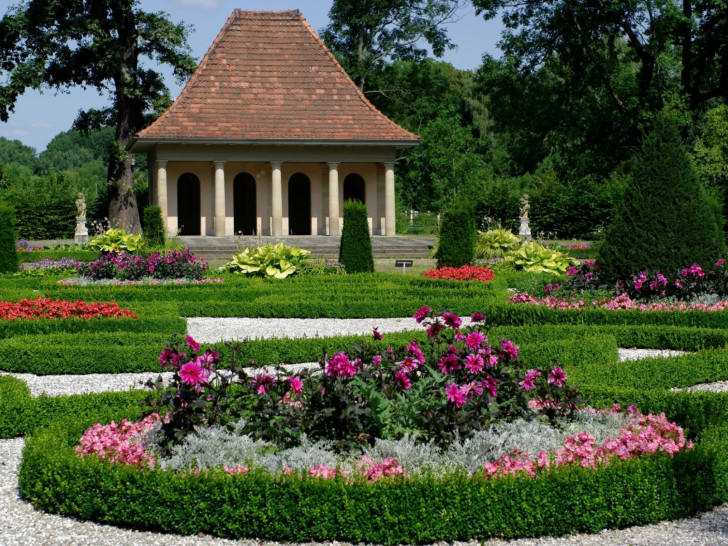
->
17 417 728 543
0 316 185 338
16 250 98 263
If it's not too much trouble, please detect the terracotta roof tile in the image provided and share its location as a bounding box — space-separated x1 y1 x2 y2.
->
137 10 419 143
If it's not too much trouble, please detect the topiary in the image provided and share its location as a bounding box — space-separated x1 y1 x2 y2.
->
339 199 373 273
142 206 165 248
598 115 727 283
0 203 19 273
436 200 475 268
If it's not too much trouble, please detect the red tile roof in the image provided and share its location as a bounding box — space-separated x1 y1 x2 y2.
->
136 10 419 144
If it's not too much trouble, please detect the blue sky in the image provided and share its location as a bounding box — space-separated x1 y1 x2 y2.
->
0 0 503 153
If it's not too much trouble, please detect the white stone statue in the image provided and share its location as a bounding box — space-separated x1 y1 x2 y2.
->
518 194 532 241
74 192 89 244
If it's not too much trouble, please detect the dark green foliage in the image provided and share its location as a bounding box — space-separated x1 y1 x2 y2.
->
0 203 18 273
0 376 32 437
338 200 374 273
142 205 165 247
598 117 727 283
436 200 476 267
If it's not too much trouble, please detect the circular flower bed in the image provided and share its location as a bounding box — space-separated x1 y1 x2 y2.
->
423 265 495 282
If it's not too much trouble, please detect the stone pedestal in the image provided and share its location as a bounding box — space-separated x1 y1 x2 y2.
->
75 219 89 245
519 218 532 241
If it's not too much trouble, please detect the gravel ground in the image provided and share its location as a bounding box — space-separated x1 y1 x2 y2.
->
2 317 728 545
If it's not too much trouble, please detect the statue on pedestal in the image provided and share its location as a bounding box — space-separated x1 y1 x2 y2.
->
518 194 532 241
75 192 89 245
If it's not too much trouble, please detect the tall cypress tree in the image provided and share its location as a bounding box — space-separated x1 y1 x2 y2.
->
339 200 374 273
598 115 726 283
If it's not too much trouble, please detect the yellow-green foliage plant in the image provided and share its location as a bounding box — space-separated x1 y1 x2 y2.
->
505 241 576 275
475 228 521 259
221 242 310 279
89 228 143 253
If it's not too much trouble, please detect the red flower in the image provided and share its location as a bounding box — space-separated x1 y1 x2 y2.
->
423 265 495 283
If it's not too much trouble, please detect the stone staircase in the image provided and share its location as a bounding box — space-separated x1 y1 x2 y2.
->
176 235 434 260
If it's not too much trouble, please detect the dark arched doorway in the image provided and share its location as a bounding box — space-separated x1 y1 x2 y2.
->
177 173 200 235
233 172 257 235
343 173 366 204
288 173 311 235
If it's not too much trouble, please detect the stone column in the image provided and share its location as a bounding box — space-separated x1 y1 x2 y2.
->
384 161 396 236
270 161 283 237
155 160 168 235
328 162 340 237
213 161 226 237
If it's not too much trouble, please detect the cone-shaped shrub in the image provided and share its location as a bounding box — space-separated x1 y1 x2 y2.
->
599 116 726 283
143 205 165 248
0 203 18 273
339 199 374 273
437 200 476 268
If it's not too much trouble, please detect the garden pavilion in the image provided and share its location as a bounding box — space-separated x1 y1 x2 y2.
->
128 9 420 237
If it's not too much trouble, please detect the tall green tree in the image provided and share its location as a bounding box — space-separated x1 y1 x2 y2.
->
321 0 463 91
0 0 196 233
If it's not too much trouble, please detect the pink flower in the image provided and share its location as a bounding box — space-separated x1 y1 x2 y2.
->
326 352 358 378
438 353 461 374
179 361 210 386
548 367 567 387
287 376 303 395
185 336 200 352
717 259 725 267
445 383 467 408
373 328 383 341
470 312 485 322
427 322 444 338
465 331 485 351
413 306 431 323
394 370 412 390
398 356 419 373
500 340 519 360
465 353 484 374
481 375 498 397
254 373 276 395
441 311 462 329
372 355 382 366
407 340 425 363
519 369 541 391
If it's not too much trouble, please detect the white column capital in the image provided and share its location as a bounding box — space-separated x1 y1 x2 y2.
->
213 160 226 168
327 161 340 169
155 159 168 168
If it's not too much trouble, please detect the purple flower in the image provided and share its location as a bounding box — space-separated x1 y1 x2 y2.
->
470 312 486 322
395 370 412 390
441 311 462 329
438 353 461 374
185 336 200 352
373 328 383 341
413 306 432 323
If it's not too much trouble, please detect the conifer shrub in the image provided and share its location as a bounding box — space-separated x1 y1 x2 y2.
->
436 200 476 268
142 205 165 248
0 203 19 273
598 116 726 283
338 200 373 273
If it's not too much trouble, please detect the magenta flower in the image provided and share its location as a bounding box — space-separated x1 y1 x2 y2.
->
471 312 485 322
398 356 419 373
413 306 432 323
465 331 485 351
287 376 303 395
372 355 382 366
717 259 725 267
548 367 567 387
445 383 467 408
500 340 519 360
427 322 444 338
438 353 461 374
519 369 541 391
373 328 383 341
179 361 210 386
254 373 276 395
481 375 498 397
185 335 200 352
326 352 358 378
395 370 412 390
441 311 462 329
465 353 484 374
407 340 425 363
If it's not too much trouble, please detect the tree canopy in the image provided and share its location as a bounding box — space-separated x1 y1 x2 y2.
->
0 0 196 232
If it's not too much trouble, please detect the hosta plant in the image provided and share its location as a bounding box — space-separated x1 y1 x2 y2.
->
89 228 143 253
220 243 310 279
475 228 521 259
505 242 577 275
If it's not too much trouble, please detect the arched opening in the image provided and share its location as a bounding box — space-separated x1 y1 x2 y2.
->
233 172 257 235
343 173 366 204
177 173 200 235
288 172 311 235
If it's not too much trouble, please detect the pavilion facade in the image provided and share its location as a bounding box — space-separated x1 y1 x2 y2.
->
128 10 419 237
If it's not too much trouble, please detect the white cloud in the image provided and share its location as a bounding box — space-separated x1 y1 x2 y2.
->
172 0 219 10
29 122 54 129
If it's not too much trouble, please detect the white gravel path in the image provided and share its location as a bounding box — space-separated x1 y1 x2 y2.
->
2 317 728 545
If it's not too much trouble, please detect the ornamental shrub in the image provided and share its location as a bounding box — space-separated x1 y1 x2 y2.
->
437 200 476 268
338 199 373 273
0 203 19 273
142 206 165 248
598 116 727 283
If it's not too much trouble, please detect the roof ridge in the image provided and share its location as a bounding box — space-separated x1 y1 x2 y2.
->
138 10 239 138
296 12 420 141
